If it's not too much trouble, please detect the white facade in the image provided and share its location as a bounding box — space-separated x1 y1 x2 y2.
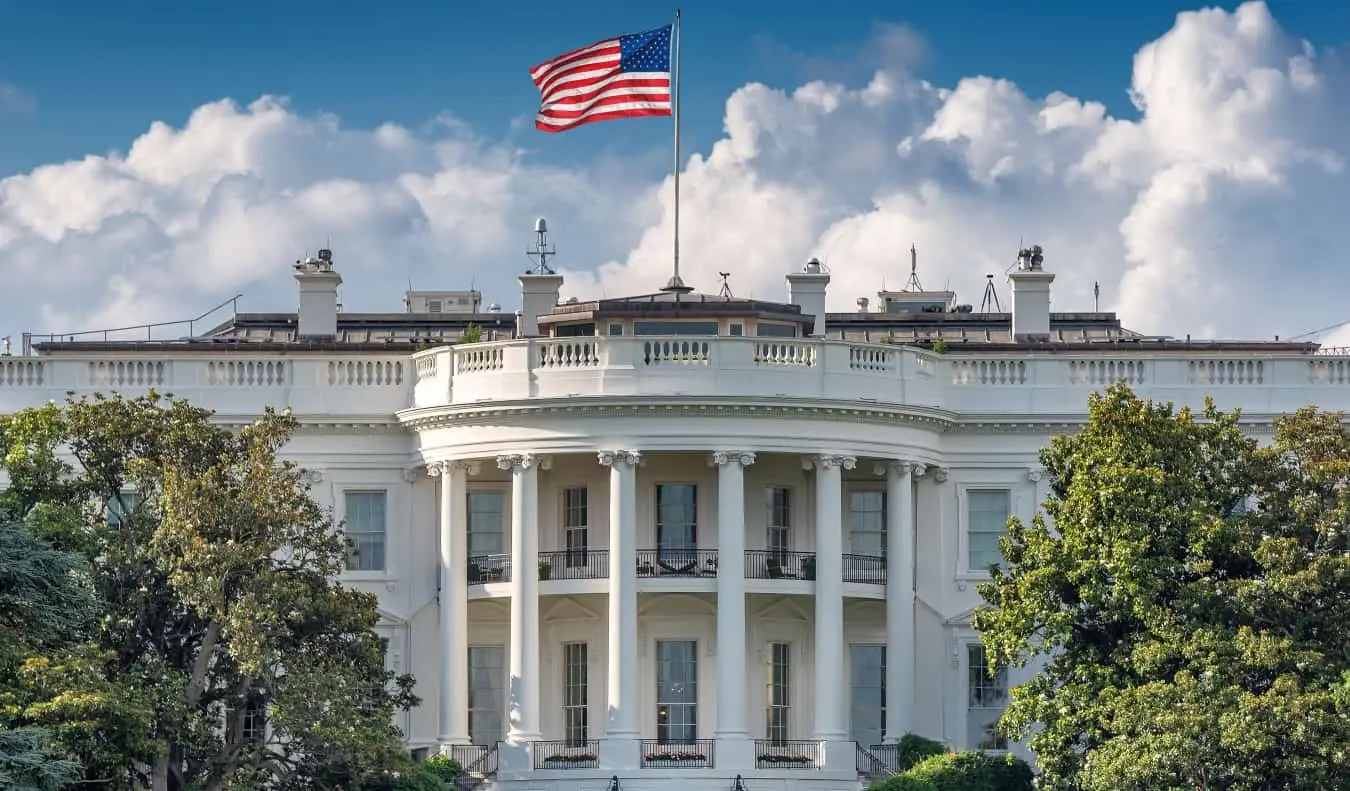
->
2 257 1345 791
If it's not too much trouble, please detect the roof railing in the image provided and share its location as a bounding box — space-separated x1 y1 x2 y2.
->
22 294 243 355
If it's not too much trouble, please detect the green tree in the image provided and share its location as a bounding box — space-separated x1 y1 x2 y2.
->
0 393 418 791
973 383 1350 790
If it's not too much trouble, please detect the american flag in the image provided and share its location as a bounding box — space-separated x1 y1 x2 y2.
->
531 25 673 133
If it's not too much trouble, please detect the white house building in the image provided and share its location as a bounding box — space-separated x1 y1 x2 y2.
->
2 235 1346 791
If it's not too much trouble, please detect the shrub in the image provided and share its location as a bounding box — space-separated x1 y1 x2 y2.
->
421 754 463 780
895 733 948 772
902 751 1033 791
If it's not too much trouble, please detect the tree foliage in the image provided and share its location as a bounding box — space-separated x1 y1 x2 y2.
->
973 383 1350 789
868 750 1033 791
0 393 419 790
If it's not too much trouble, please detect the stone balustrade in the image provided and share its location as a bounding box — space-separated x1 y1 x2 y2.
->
3 337 1349 418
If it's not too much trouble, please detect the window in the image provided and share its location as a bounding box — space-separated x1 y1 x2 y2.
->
468 646 506 745
729 323 744 337
656 640 698 743
766 643 791 742
563 487 588 568
755 323 797 338
344 491 387 572
563 642 588 744
467 490 505 556
967 490 1011 571
634 321 719 336
766 487 791 556
107 491 144 528
849 644 886 748
607 323 624 336
848 490 886 557
967 645 1008 750
427 300 443 313
656 484 697 568
226 699 266 744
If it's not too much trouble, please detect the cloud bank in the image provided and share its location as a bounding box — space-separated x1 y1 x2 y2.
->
2 1 1348 345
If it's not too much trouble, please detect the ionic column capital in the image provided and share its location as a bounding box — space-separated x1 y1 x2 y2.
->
873 460 921 478
428 460 481 477
597 450 642 469
803 454 857 471
1028 467 1045 483
709 451 756 468
495 453 551 472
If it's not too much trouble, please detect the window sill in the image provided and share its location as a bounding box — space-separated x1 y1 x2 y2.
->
342 571 395 583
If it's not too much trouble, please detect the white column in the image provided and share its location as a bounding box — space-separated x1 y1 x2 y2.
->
500 453 545 743
880 461 916 742
712 451 754 741
598 451 641 740
433 461 474 746
809 453 854 741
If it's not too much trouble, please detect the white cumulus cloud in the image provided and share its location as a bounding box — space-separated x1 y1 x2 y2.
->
2 1 1348 348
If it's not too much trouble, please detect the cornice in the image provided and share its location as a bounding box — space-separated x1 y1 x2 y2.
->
397 397 958 432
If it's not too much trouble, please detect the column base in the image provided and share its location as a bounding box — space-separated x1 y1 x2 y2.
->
497 738 537 774
713 735 756 771
819 739 858 773
599 736 641 771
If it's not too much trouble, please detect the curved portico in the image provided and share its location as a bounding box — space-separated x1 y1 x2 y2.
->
410 418 945 777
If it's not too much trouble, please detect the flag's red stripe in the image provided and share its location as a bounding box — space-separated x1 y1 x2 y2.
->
541 74 671 108
530 39 619 84
535 106 672 133
532 46 620 91
540 91 671 120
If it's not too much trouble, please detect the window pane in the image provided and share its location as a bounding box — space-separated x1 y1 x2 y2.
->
468 646 506 746
767 642 791 742
468 490 504 556
850 644 886 747
967 489 1011 570
564 488 588 567
344 491 386 571
656 640 698 743
848 490 887 557
656 485 697 549
563 642 588 744
966 645 1008 750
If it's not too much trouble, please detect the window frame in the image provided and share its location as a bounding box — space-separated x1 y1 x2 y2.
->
965 643 1009 751
466 486 508 559
342 489 388 573
560 486 589 568
654 639 699 743
959 484 1014 577
467 644 507 746
765 642 792 743
562 642 589 745
845 485 887 558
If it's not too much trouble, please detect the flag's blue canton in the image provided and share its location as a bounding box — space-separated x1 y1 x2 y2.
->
619 25 672 74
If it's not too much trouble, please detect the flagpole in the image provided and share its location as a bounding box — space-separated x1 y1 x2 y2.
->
664 8 690 293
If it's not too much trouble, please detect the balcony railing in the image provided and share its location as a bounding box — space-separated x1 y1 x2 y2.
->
842 553 886 585
865 743 901 776
533 740 599 770
640 740 715 768
467 554 510 584
636 548 719 578
538 549 609 581
755 740 821 769
856 744 893 779
744 549 816 580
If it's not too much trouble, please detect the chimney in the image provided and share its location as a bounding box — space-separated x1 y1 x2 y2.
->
294 249 342 339
787 258 831 337
518 273 564 337
1008 244 1054 343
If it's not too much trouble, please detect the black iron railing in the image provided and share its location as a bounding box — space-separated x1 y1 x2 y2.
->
639 740 715 768
448 742 499 791
467 554 510 584
533 740 599 769
857 743 894 779
744 550 816 580
636 548 719 578
842 553 886 584
755 739 820 769
538 549 609 581
864 743 900 775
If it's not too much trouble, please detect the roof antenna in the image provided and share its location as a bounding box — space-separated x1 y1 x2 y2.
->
717 272 733 298
904 243 924 292
1093 280 1101 312
980 274 1003 312
526 217 556 274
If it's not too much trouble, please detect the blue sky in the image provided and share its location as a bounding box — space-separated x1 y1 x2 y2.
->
3 0 1346 179
2 1 1350 346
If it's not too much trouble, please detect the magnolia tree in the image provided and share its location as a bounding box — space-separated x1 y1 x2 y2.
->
0 393 418 791
974 383 1350 790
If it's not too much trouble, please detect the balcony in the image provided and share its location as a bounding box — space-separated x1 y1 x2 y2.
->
467 554 510 583
755 740 821 770
639 740 715 769
636 548 719 578
744 549 816 580
842 554 886 585
533 740 599 770
538 549 609 580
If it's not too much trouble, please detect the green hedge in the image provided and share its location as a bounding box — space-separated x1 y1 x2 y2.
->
868 750 1033 791
894 733 948 772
